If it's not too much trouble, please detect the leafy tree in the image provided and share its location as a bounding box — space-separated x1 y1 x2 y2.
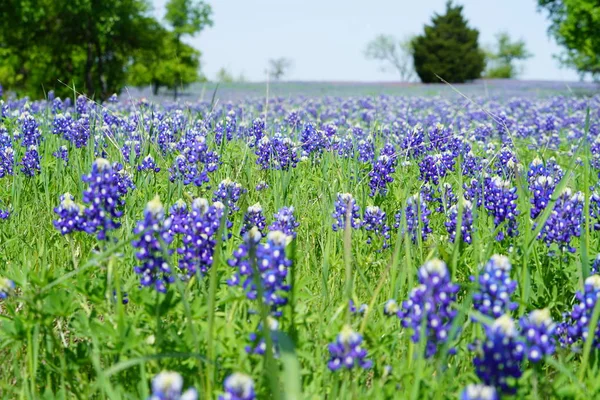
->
411 1 485 83
216 68 235 83
164 0 212 99
0 0 157 99
364 34 415 81
485 32 532 79
268 58 293 81
128 24 201 95
538 0 600 80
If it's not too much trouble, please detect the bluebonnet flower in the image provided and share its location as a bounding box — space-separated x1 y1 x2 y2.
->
241 203 267 236
218 373 255 400
472 255 517 319
255 181 269 191
245 316 280 356
519 309 556 363
255 135 299 171
0 277 15 299
332 193 361 232
383 299 399 316
445 199 474 244
401 124 426 159
269 206 299 238
395 194 432 243
397 259 460 358
529 175 556 220
357 136 375 162
249 117 265 148
149 371 197 400
418 152 455 185
0 208 9 220
53 193 87 234
19 112 41 147
228 230 292 317
178 198 224 277
0 147 14 178
537 188 583 253
132 196 174 293
168 199 188 235
472 315 525 394
484 176 519 241
349 299 368 315
52 114 73 138
138 155 161 173
556 275 600 349
592 254 600 275
327 325 373 371
362 205 390 249
460 384 499 400
300 122 325 157
53 145 69 166
369 154 396 197
20 145 40 177
81 158 128 240
213 179 245 214
112 289 129 305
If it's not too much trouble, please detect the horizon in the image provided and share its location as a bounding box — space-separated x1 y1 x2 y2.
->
151 0 583 83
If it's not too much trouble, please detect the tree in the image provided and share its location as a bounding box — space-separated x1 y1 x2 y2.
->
216 68 235 83
267 58 293 81
0 0 160 99
485 32 532 79
364 34 415 81
538 0 600 80
164 0 213 99
411 1 485 83
129 26 202 95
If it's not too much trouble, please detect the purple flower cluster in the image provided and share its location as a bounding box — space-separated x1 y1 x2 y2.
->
327 325 373 371
396 259 459 358
19 145 41 177
472 315 524 394
53 193 86 234
471 255 518 319
519 309 556 363
0 277 15 300
369 154 396 197
445 199 474 244
269 206 299 238
219 373 255 400
255 135 299 170
228 229 292 317
557 275 600 349
138 155 161 173
362 205 390 249
132 196 174 293
332 193 361 231
395 193 432 243
241 203 266 236
484 176 519 241
213 179 246 214
537 188 583 253
177 198 224 277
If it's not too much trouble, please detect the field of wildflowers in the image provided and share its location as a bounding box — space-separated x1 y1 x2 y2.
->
1 86 600 399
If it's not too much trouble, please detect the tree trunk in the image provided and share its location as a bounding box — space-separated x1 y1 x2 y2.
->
153 81 159 96
173 34 180 101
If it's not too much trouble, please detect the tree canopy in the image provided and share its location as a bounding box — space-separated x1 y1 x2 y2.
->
485 32 532 79
364 35 415 81
0 0 212 100
411 1 485 83
538 0 600 80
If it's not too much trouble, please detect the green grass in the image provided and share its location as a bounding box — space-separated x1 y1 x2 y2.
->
0 91 599 399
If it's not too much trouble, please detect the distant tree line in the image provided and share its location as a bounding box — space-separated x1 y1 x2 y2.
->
366 0 598 83
0 0 212 100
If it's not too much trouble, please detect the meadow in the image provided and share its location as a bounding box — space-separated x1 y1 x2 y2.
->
1 84 600 399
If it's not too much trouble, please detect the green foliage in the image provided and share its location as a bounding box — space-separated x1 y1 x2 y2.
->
0 0 211 100
129 26 202 95
485 32 532 79
216 68 235 83
268 58 293 81
538 0 600 80
411 1 485 83
364 34 415 81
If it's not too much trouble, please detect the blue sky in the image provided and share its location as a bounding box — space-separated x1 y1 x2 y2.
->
151 0 580 82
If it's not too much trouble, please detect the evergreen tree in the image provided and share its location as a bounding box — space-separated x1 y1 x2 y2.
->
412 1 485 83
